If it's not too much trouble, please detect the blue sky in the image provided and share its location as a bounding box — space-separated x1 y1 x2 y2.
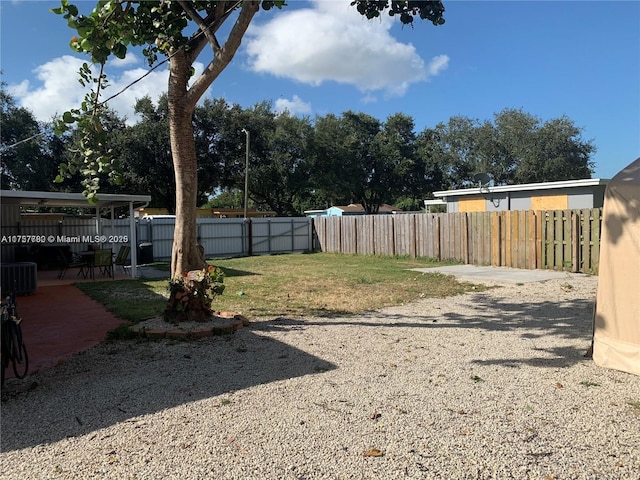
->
1 0 639 179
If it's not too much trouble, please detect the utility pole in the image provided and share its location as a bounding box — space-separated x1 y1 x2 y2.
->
241 128 250 218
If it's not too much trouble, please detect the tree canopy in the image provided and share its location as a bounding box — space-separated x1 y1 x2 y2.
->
5 80 596 217
51 0 446 279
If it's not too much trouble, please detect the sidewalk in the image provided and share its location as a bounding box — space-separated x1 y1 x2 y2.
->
5 266 170 379
4 285 126 382
411 264 591 284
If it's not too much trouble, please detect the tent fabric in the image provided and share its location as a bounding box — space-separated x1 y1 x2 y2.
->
593 157 640 376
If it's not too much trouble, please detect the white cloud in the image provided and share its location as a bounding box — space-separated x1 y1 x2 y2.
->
428 54 449 76
246 0 448 97
8 55 204 125
361 93 378 105
274 95 312 115
108 53 141 68
7 56 89 122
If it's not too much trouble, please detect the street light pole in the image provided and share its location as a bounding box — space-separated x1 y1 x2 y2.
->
241 128 250 218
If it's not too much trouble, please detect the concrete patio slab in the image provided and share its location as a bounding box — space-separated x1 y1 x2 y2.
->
411 264 591 284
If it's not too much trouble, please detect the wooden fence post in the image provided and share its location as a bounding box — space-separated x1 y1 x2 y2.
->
571 211 580 272
463 213 469 264
491 212 500 266
435 215 441 261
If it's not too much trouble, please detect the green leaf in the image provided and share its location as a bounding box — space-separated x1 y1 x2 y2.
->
63 111 76 123
54 175 65 183
113 43 127 59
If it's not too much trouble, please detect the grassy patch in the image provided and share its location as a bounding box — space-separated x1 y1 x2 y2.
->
75 279 167 323
579 380 600 387
208 253 479 317
628 400 640 415
77 253 481 322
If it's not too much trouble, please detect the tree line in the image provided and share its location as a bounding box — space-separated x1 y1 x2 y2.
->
2 86 595 216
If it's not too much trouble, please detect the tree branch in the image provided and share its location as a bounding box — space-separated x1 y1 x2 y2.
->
183 1 242 65
185 1 259 109
178 0 220 50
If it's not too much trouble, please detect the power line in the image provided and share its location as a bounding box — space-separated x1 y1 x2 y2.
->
0 133 44 153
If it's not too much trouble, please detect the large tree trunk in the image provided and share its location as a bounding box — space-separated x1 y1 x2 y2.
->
164 2 260 280
168 51 206 279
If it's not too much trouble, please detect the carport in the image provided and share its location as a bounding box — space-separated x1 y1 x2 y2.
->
0 190 151 279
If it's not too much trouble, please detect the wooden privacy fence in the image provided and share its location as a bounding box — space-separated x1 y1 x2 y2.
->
313 208 602 273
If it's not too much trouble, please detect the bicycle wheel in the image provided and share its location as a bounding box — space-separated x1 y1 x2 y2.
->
11 340 28 379
8 323 28 379
1 315 9 386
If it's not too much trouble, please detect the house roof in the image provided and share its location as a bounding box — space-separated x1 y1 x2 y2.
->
0 190 151 210
433 178 609 198
332 203 396 212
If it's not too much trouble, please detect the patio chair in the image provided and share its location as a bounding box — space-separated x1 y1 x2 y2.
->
93 248 114 279
57 248 89 280
113 245 131 275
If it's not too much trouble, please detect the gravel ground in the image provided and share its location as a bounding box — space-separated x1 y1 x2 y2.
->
2 274 639 479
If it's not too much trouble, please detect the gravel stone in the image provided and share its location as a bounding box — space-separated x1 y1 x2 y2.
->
2 275 639 479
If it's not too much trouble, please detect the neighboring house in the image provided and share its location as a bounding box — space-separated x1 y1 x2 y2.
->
429 178 609 213
304 204 397 217
136 207 275 218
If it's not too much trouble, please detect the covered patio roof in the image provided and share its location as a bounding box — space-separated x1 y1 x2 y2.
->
1 190 151 278
0 190 150 210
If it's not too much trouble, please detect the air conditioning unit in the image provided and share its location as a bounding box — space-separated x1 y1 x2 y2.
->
1 262 37 296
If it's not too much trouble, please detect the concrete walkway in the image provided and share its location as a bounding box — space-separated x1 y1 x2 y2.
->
7 284 126 380
411 264 591 284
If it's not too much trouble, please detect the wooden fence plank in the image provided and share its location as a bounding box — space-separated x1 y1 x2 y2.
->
435 215 441 260
563 210 572 270
535 211 543 269
591 208 601 273
491 212 501 266
356 216 375 255
505 211 512 267
341 216 357 254
312 208 602 273
554 210 563 270
571 211 580 272
482 212 492 265
394 215 412 256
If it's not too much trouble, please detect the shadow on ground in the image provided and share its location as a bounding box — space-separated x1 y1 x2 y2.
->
1 330 335 452
251 292 595 370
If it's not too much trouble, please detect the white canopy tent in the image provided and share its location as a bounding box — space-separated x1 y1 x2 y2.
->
0 190 150 278
593 158 640 376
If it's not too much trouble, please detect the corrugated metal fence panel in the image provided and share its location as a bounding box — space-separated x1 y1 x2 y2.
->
251 217 312 254
20 219 97 255
198 218 247 258
3 216 312 263
138 218 175 261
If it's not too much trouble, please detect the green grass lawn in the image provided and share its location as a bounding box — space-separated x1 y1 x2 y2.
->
76 252 477 322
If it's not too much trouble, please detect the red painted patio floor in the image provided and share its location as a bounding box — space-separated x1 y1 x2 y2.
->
4 269 131 380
